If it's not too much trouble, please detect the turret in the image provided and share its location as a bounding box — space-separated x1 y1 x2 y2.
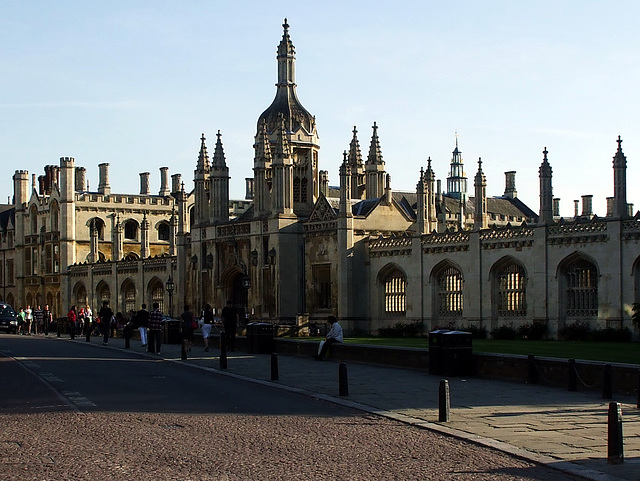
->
365 122 385 199
612 135 628 218
193 134 210 225
538 147 553 224
446 136 467 201
474 158 487 230
210 130 230 223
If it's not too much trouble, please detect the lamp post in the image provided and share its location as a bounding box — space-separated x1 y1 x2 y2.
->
166 276 174 318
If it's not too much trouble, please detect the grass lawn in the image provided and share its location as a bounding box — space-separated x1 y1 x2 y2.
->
340 337 640 365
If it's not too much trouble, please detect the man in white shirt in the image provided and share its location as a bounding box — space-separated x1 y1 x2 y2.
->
315 315 343 360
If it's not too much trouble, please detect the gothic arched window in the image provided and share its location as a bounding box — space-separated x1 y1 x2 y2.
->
383 268 406 316
496 262 527 317
563 257 598 318
437 266 463 318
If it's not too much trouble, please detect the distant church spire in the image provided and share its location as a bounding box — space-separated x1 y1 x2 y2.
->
446 135 467 201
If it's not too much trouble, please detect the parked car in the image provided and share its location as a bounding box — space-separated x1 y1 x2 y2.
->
0 303 18 333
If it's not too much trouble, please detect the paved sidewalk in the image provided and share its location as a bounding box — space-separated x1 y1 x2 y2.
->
95 337 640 480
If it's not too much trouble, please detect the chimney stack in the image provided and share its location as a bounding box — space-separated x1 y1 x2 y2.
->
553 198 560 217
98 163 111 195
171 173 181 195
75 167 86 192
581 195 593 217
140 172 150 195
159 167 170 197
504 171 517 198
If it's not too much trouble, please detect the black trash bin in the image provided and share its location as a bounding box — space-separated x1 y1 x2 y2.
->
246 322 274 354
441 331 473 376
428 330 449 375
164 319 181 344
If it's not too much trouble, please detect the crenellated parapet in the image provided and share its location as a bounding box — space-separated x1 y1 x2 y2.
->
421 230 470 254
548 219 608 245
369 234 413 257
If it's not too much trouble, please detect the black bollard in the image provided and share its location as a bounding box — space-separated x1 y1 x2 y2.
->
124 329 130 349
271 352 279 381
57 319 61 338
86 324 91 342
607 402 624 464
439 379 450 422
602 364 613 399
339 361 348 396
637 370 640 410
527 354 539 384
219 331 228 369
181 340 187 360
568 359 577 392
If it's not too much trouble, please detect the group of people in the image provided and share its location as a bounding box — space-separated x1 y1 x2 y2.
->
61 298 343 360
16 304 53 335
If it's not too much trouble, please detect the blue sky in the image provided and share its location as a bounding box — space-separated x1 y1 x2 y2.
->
1 1 638 217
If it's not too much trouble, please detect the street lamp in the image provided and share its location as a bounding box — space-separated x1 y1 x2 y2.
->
166 276 174 318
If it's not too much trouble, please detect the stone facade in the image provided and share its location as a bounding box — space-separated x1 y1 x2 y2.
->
1 20 638 339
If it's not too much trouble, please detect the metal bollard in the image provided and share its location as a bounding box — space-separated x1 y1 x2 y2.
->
219 331 227 369
271 353 279 381
124 329 130 349
86 324 91 342
57 320 61 338
527 354 538 384
339 361 348 396
439 379 450 422
607 402 624 464
602 364 613 399
181 340 187 360
637 370 640 410
568 359 577 392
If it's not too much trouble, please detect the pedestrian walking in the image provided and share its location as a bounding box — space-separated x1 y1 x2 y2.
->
25 305 33 335
43 304 52 335
180 305 195 353
77 308 85 336
98 300 113 346
148 302 163 354
202 304 214 352
135 303 149 348
33 305 43 335
67 306 77 339
221 300 238 352
85 305 93 336
16 308 25 335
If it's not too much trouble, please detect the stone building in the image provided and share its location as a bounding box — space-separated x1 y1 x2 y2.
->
2 20 639 339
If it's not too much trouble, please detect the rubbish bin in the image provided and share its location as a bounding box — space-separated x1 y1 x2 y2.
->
164 319 181 344
246 322 274 354
428 330 449 375
441 331 473 376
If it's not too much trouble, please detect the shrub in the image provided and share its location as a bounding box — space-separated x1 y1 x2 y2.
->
591 327 632 342
517 321 547 340
459 324 488 339
378 320 424 337
490 323 518 340
558 321 591 341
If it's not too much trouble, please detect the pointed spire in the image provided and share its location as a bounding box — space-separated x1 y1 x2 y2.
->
274 113 291 160
254 119 272 163
197 133 210 173
366 122 384 165
211 130 227 169
613 135 627 168
277 18 296 87
348 126 363 167
539 146 552 176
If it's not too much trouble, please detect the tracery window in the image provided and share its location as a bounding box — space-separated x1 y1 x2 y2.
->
293 177 301 203
437 266 463 317
124 220 138 240
564 259 598 317
124 284 136 313
158 222 170 241
384 268 406 316
497 263 526 317
152 284 164 313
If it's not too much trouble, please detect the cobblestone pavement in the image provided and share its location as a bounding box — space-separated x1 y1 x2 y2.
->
2 334 638 480
2 412 588 480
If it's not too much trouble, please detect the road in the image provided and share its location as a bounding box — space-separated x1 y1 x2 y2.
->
0 334 587 480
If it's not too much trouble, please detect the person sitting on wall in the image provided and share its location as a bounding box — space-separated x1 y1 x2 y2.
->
314 315 343 361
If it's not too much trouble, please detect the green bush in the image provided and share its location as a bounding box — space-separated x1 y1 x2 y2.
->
490 324 518 340
378 320 424 337
591 327 632 342
517 322 547 340
459 324 488 339
558 321 591 341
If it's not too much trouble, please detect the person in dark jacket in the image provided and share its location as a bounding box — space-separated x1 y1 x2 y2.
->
98 300 113 346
